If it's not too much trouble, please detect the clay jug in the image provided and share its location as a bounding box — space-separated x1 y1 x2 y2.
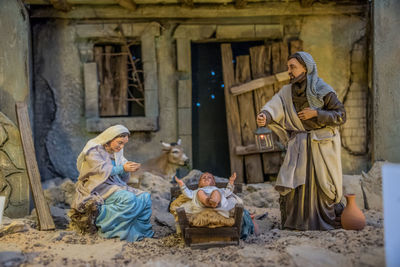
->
341 194 366 230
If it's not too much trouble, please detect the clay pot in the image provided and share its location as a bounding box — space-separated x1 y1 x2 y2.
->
341 194 366 230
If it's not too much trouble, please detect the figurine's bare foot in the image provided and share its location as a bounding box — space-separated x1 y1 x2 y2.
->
208 190 221 208
197 190 210 207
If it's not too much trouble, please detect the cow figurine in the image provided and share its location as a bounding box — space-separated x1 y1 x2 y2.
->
128 139 189 187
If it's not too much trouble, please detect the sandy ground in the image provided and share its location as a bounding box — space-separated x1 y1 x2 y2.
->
0 207 384 267
0 165 386 267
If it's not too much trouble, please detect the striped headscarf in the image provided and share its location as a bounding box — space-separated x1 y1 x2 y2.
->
294 52 335 109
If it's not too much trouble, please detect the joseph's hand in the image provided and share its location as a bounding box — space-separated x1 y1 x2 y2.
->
257 113 267 127
298 107 318 120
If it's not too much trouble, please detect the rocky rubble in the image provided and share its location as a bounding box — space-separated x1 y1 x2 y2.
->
0 163 386 266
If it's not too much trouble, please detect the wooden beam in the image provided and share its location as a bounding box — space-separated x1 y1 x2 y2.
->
29 3 367 19
25 0 364 7
230 71 289 96
235 144 282 156
16 102 55 231
185 227 239 237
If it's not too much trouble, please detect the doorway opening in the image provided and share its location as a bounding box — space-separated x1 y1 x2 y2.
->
191 41 264 178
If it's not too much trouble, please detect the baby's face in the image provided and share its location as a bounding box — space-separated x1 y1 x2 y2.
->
198 173 216 187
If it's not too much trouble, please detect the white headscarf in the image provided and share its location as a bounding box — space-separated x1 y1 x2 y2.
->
76 125 130 172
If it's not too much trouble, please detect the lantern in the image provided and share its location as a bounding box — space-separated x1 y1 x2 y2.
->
254 126 275 152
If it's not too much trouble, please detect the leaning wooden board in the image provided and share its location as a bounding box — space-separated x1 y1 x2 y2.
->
221 43 244 183
16 102 55 231
235 55 264 183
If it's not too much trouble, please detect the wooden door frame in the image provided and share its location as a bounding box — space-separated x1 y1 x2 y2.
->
174 24 284 175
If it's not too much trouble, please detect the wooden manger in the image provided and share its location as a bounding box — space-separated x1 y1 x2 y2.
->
171 182 244 249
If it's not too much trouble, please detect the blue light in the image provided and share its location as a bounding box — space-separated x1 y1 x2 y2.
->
211 71 215 76
211 94 215 99
196 102 201 107
232 60 236 63
221 84 225 88
132 56 136 60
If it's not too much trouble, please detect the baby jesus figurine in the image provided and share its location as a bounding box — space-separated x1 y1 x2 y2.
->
175 172 241 218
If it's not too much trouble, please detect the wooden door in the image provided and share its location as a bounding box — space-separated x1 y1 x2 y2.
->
221 40 303 183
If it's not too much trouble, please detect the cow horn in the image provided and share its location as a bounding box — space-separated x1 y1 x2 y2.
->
161 141 171 149
177 139 182 146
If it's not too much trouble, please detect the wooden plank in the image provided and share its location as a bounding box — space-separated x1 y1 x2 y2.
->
185 227 239 237
279 42 289 73
252 44 282 175
275 71 290 82
233 203 244 230
262 152 281 174
265 44 272 75
230 70 288 96
190 241 238 249
253 44 273 112
236 55 263 183
99 45 115 116
177 207 190 246
15 102 55 231
116 45 128 116
230 75 276 96
30 4 368 19
250 45 266 79
271 42 281 74
235 144 282 156
221 44 244 183
26 0 363 6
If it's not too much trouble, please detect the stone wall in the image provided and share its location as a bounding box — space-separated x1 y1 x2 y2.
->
373 0 400 163
31 13 370 180
0 0 32 124
300 15 370 173
32 20 178 180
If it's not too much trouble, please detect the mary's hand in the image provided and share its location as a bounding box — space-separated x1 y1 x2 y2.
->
124 161 141 172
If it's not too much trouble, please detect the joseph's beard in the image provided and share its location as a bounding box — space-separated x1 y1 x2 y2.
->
290 72 306 83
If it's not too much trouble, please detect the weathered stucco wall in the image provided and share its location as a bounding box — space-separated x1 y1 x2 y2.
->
373 0 400 163
0 0 31 124
32 20 178 180
300 15 370 174
32 13 370 180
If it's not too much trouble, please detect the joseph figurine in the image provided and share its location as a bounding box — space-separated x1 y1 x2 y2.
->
257 52 346 230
